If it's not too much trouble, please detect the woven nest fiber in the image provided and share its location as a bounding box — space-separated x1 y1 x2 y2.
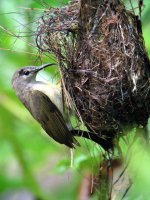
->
36 0 150 144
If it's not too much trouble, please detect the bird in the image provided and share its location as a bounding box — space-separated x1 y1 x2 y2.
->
11 63 79 148
11 63 113 150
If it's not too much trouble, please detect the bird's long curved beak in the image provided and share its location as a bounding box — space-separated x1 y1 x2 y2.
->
35 63 56 72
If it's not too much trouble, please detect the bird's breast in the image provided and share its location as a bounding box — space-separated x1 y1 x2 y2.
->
32 82 63 114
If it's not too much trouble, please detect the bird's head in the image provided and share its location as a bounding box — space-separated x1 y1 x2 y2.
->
12 63 55 90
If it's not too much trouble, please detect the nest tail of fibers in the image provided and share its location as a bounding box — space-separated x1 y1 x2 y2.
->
36 0 150 150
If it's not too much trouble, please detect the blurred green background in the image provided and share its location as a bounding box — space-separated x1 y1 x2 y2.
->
0 0 150 200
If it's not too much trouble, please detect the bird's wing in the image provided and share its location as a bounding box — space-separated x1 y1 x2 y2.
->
28 90 77 148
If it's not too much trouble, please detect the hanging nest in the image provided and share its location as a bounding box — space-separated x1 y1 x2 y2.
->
36 0 150 147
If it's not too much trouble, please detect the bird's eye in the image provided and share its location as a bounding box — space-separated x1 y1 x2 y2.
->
23 70 30 75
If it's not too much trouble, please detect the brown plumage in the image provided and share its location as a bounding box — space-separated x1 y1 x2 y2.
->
12 64 78 148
